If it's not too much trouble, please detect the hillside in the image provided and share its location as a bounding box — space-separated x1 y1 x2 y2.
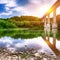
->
0 15 60 30
0 16 43 30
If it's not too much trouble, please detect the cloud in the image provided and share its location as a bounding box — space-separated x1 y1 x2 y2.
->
29 0 40 4
0 0 18 18
0 11 12 16
12 7 24 12
0 0 17 9
12 0 57 17
11 0 43 17
15 43 25 48
5 0 17 7
5 6 10 11
0 0 57 18
23 0 57 17
0 0 9 4
0 37 13 44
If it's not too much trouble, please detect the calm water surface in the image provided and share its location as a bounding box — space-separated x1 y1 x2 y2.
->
0 28 60 59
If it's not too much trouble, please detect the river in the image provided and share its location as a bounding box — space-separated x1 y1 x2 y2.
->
0 28 60 60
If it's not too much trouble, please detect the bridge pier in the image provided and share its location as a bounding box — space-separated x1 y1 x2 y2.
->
44 16 47 28
52 28 57 48
52 9 57 29
44 15 50 29
44 15 50 40
47 15 50 28
42 0 60 56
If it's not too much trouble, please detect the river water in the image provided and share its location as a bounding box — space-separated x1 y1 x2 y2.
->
0 28 60 60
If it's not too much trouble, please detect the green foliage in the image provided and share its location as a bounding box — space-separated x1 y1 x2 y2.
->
0 19 17 29
10 16 41 28
0 16 42 29
0 29 60 40
0 29 43 39
56 30 60 40
0 15 60 30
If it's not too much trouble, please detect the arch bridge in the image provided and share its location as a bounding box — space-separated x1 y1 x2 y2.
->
42 0 60 29
42 0 60 56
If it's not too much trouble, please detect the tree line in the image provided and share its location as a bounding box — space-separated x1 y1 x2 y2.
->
0 16 43 30
0 15 60 30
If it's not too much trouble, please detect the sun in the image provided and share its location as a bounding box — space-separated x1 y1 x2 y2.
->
39 5 50 17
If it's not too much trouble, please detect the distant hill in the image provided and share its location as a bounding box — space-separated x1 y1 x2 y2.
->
0 16 43 29
0 15 60 30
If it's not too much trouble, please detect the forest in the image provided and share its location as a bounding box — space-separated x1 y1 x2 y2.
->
0 16 43 30
0 15 60 30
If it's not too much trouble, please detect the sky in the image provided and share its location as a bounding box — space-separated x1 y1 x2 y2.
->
0 0 60 18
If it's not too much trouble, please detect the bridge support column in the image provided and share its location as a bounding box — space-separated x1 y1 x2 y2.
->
44 16 47 40
52 9 57 29
44 27 47 40
47 15 50 28
47 15 50 41
53 36 56 48
52 29 57 48
44 16 47 28
48 15 50 24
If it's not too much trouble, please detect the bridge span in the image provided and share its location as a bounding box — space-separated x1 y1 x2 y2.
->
42 0 60 29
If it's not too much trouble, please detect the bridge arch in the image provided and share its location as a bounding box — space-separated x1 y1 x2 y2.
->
43 0 60 29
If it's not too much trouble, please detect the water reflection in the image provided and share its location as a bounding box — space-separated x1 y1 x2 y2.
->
43 28 60 57
52 28 57 48
0 36 60 56
0 29 60 60
44 27 50 40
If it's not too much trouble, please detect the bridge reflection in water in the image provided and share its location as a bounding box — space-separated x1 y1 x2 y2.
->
42 0 60 57
43 27 60 57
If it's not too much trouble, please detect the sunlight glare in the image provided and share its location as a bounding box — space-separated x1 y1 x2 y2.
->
39 5 50 16
56 6 60 15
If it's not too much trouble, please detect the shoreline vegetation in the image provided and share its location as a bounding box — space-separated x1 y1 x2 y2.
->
0 15 60 39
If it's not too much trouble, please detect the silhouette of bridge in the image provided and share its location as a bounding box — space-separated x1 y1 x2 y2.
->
42 0 60 29
42 0 60 56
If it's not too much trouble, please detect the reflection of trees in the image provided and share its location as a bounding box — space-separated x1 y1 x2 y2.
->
56 30 60 40
44 27 50 40
52 29 57 48
0 30 43 39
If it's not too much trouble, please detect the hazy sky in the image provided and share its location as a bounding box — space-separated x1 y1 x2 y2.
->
0 0 59 18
